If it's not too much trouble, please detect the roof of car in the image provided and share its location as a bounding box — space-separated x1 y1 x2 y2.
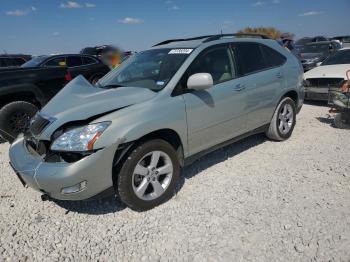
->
151 34 270 49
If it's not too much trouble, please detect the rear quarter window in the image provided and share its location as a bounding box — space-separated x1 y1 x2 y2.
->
0 58 6 67
260 45 286 68
82 56 98 65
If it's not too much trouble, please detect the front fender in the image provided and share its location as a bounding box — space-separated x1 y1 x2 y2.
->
93 95 189 156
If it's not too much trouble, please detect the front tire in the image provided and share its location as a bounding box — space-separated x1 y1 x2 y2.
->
266 97 296 141
116 139 180 211
0 101 38 143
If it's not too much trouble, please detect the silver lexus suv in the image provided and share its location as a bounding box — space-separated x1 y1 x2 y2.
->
9 34 304 211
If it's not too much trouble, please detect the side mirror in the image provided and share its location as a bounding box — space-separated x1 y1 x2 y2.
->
187 73 213 91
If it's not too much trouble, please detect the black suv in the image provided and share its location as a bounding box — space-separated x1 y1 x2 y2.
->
0 54 31 68
22 54 110 84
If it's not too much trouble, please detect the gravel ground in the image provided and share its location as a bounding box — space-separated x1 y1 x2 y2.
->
0 103 349 262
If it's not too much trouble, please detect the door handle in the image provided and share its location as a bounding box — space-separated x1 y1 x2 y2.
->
276 72 282 78
235 83 246 91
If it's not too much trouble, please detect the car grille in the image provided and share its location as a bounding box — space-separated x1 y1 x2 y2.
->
305 78 344 88
29 114 51 136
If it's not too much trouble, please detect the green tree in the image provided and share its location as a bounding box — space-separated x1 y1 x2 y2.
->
237 27 294 40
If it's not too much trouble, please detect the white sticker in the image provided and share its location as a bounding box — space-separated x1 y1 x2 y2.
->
156 81 165 85
169 49 193 54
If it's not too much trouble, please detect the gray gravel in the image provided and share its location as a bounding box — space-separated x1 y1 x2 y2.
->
1 103 350 262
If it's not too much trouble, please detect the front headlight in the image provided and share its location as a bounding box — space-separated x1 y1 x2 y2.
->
50 122 111 152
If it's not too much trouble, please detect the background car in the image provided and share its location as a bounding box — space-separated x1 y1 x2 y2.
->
296 41 341 71
295 36 330 47
303 47 350 101
0 66 69 142
332 36 350 47
22 54 110 84
0 54 31 68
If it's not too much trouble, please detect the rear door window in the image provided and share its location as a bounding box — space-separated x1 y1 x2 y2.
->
232 43 267 76
66 56 83 67
260 45 286 68
11 58 26 66
44 57 66 67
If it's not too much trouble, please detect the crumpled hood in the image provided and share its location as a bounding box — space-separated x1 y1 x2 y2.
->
41 76 156 127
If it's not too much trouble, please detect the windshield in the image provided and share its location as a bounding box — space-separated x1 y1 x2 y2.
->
322 50 350 65
98 48 191 91
300 44 330 54
21 56 47 68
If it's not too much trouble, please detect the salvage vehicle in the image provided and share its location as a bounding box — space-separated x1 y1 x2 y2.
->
297 41 341 71
304 47 350 101
294 36 330 47
9 34 304 211
0 66 69 142
0 54 31 68
22 54 110 84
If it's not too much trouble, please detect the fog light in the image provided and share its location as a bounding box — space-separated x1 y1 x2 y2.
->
61 181 87 194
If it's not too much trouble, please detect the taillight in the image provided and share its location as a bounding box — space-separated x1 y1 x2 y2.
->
65 72 72 81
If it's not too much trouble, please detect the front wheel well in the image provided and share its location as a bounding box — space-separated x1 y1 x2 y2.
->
112 129 185 188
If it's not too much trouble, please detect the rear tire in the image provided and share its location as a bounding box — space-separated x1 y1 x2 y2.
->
0 101 38 143
116 139 180 211
266 97 296 141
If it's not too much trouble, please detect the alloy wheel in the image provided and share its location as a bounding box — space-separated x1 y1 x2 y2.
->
278 103 294 135
132 150 173 201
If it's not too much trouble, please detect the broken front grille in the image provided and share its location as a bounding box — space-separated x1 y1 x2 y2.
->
305 78 344 88
29 113 52 136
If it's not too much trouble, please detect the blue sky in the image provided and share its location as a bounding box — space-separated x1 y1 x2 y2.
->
1 0 349 55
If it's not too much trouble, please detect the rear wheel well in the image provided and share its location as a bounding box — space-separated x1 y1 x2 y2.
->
283 90 298 105
0 93 41 109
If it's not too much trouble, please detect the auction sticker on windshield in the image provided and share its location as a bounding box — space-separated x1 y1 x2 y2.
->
169 49 193 54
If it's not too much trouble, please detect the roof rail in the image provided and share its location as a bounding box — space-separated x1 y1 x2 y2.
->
203 33 270 43
153 35 213 47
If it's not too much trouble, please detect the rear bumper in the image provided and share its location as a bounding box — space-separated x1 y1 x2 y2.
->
9 136 118 201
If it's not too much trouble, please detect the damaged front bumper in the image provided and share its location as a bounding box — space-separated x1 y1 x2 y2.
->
9 136 119 201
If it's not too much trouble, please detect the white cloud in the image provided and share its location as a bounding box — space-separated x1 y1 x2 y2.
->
85 3 95 8
252 1 263 7
118 17 144 24
52 32 60 36
299 11 323 16
272 0 280 3
6 10 27 16
60 1 82 8
6 6 37 16
169 5 179 10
